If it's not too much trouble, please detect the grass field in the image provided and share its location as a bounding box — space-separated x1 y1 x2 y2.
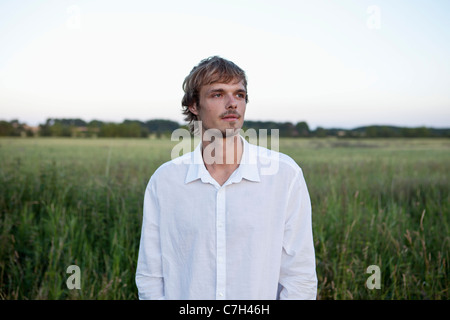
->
0 137 448 299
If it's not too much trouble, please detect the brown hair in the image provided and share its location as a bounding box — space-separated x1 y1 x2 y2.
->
181 56 248 133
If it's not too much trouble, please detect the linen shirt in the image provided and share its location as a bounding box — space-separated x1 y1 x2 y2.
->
135 136 317 300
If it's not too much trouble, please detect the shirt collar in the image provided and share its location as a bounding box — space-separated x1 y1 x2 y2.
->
185 135 261 185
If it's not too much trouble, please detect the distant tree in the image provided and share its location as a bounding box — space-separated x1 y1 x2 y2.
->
87 120 103 137
88 120 104 128
314 127 327 138
277 122 294 137
120 122 142 137
145 119 180 137
39 121 52 136
0 121 14 136
379 126 398 137
400 126 431 138
0 120 35 136
27 117 449 138
243 120 287 136
54 118 87 127
123 119 149 137
295 121 310 137
415 126 431 137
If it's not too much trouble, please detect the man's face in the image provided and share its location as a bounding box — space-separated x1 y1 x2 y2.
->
189 80 247 137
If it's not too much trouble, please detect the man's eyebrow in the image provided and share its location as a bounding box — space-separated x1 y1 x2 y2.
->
207 88 247 94
207 88 226 93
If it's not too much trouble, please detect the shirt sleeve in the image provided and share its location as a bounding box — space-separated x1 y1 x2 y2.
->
278 169 318 300
135 178 165 300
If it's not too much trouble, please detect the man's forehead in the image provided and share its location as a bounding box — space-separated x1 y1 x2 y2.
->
202 80 246 92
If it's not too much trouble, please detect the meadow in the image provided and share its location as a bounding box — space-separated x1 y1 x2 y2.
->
0 137 448 299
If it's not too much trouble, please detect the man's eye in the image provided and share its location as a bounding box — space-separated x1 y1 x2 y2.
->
237 93 246 98
213 93 222 98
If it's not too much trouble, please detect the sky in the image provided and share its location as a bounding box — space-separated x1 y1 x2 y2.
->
0 0 449 129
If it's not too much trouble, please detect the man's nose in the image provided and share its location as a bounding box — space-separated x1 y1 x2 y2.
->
226 94 237 109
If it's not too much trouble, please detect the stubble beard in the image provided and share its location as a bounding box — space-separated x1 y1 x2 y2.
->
204 121 242 139
197 116 243 139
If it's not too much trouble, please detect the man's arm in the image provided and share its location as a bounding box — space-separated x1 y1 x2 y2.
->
278 169 317 300
135 179 165 300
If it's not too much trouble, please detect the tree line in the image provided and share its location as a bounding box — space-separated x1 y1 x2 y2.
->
0 118 449 138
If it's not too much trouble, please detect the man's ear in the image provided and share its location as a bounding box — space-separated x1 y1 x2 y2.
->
189 103 199 116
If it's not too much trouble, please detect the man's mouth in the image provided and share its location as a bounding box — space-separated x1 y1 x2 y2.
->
221 113 240 121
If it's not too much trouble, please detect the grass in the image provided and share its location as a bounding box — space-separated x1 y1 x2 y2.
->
0 137 448 299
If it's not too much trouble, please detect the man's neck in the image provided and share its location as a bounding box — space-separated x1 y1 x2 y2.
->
201 133 243 185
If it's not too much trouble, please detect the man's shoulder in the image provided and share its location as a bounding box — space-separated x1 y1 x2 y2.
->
149 151 193 182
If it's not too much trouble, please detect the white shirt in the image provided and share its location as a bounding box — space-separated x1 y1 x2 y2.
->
135 136 317 300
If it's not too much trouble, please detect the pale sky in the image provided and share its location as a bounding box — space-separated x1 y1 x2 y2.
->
1 0 449 129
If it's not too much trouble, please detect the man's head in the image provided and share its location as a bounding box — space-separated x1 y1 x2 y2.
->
181 56 248 135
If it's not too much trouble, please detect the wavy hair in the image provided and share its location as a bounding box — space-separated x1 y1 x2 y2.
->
181 56 248 133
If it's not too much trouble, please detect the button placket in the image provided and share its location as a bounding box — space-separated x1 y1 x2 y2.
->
216 187 226 300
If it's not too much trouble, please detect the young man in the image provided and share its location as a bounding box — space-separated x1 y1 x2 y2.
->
135 56 317 299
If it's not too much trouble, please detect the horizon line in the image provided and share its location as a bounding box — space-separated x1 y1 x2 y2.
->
1 117 449 130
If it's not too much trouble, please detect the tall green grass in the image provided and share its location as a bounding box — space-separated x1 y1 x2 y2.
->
0 137 448 299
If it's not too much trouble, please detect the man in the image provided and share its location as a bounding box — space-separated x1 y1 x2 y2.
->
135 56 317 299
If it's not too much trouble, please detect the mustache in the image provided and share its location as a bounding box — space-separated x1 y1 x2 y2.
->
220 111 241 118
